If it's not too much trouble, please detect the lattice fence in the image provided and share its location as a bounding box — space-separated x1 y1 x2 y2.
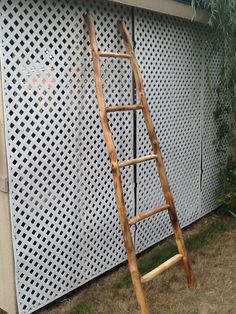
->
0 0 221 313
134 9 204 252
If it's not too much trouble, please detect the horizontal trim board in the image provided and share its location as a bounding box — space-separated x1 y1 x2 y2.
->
107 0 210 24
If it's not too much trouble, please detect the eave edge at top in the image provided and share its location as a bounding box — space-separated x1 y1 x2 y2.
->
107 0 210 24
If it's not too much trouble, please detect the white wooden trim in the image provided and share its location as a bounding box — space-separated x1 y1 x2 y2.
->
108 0 210 24
0 64 17 314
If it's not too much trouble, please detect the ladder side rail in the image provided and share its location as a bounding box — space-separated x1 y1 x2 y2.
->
85 13 150 314
117 21 173 202
117 21 195 289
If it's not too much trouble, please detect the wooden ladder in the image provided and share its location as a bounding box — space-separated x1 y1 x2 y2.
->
85 12 195 314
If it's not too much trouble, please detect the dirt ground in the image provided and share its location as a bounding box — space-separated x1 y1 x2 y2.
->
37 211 236 314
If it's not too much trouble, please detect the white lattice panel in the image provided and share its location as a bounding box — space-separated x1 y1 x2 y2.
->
0 1 133 313
201 36 225 217
1 1 223 313
134 10 206 252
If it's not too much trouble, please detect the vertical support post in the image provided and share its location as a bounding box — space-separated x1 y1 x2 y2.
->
0 64 17 313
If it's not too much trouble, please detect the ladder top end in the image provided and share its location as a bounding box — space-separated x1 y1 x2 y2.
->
84 10 92 22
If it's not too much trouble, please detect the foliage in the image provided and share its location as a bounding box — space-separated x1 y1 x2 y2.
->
217 158 236 218
193 0 236 216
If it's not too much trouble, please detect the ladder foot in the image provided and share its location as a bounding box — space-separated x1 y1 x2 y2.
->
187 276 196 289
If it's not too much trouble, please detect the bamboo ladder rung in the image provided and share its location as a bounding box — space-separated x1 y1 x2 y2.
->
106 104 143 112
141 254 183 284
119 154 157 168
128 204 170 225
99 51 132 58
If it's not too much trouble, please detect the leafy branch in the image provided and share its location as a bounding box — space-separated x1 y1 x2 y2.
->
193 0 236 215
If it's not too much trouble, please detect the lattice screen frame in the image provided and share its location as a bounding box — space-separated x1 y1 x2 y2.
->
0 1 222 313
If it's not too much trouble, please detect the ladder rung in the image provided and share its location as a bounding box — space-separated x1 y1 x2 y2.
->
119 154 157 168
128 204 170 225
141 254 183 284
99 51 132 58
106 104 143 112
